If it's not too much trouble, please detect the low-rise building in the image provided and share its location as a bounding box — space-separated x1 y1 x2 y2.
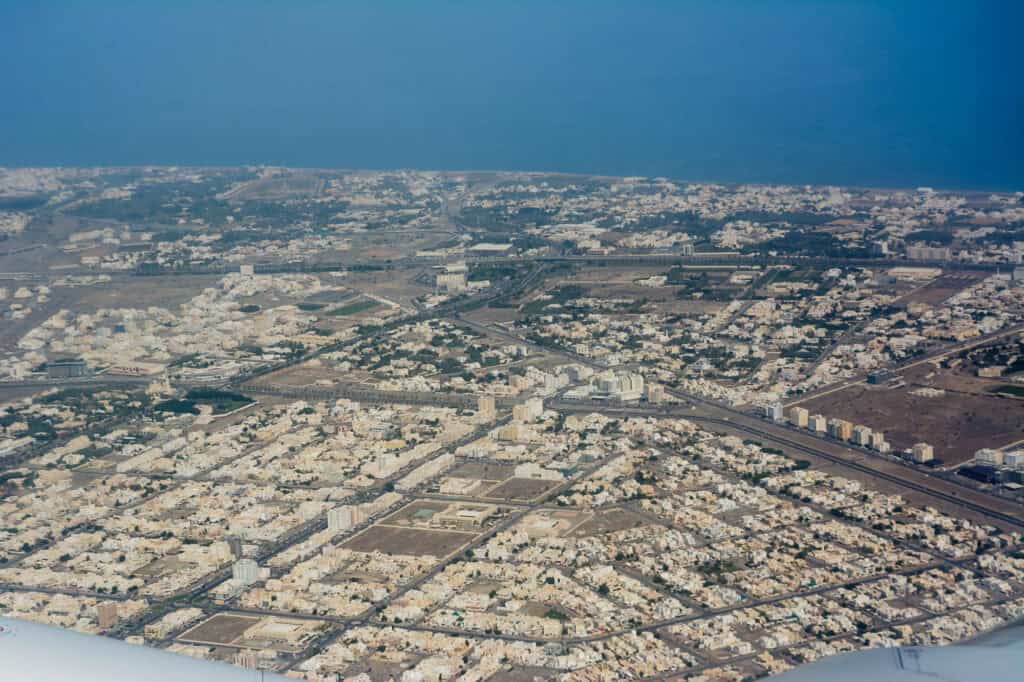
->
96 602 118 629
1004 451 1024 469
976 448 1003 466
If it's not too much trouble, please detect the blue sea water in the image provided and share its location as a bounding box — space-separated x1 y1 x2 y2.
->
1 1 1021 190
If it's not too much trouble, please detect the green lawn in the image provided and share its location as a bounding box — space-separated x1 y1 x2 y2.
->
989 384 1024 398
155 388 254 415
327 299 380 316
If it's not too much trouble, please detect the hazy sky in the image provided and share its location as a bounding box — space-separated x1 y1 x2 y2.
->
1 1 1021 189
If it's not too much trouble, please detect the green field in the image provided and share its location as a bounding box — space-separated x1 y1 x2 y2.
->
989 384 1024 398
155 388 254 415
327 299 380 316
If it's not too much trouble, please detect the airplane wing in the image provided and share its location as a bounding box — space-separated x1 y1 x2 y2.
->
5 613 1024 681
0 616 291 681
769 645 1022 681
771 622 1024 682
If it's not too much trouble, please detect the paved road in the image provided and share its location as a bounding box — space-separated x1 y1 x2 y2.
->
0 375 153 391
550 398 1024 530
5 254 1020 672
789 322 1024 406
455 303 1024 531
453 295 1024 532
117 251 1004 279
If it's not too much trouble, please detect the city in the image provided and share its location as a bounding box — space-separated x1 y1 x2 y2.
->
1 166 1023 679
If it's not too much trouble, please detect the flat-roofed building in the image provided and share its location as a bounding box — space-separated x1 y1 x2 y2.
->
827 418 853 441
47 358 87 379
852 425 873 447
976 448 1003 466
912 442 934 463
233 558 260 585
513 397 544 422
1005 451 1024 469
906 244 951 261
477 395 496 421
96 603 118 629
788 406 809 428
328 505 365 532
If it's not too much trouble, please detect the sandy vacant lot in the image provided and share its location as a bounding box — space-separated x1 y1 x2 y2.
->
800 369 1024 464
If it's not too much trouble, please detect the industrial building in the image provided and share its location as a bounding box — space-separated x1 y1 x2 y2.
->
46 358 87 379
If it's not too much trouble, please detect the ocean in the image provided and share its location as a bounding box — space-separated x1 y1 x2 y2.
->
1 1 1021 190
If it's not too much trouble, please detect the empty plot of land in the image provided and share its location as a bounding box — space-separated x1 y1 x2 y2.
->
800 376 1024 464
448 461 515 480
135 556 186 580
518 510 588 538
179 613 259 646
248 361 376 389
488 667 562 682
345 268 434 308
463 305 521 325
74 275 225 311
569 508 653 536
305 288 358 305
327 298 380 316
381 499 449 525
483 477 559 501
341 524 475 557
898 273 983 306
221 174 325 201
339 659 410 681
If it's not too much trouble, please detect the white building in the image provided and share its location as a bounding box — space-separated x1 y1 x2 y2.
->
513 397 544 422
328 505 365 533
788 406 809 428
852 425 873 447
477 395 496 421
592 370 645 401
764 403 785 422
232 558 260 585
645 383 666 404
976 448 1003 466
912 443 934 464
436 272 467 293
1004 451 1024 468
906 245 952 261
